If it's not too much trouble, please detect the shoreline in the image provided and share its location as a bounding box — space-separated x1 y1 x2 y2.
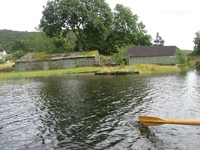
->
0 63 182 79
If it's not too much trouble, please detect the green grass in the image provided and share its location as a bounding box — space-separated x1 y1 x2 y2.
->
100 64 180 74
0 64 181 79
0 67 103 79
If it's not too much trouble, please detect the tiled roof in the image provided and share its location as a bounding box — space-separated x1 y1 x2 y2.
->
125 46 178 57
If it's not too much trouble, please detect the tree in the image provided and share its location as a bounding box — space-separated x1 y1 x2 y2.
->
136 22 152 46
112 4 138 46
12 40 28 52
153 32 164 46
112 46 130 67
40 0 113 52
106 4 152 54
25 32 73 53
192 31 200 55
175 49 189 70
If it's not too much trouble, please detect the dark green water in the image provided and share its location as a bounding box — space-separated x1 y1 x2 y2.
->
1 70 200 149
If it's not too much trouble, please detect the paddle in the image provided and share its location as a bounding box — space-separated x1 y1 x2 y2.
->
138 116 200 126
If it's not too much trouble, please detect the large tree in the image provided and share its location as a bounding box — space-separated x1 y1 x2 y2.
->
108 4 152 53
136 22 152 46
40 0 113 52
112 4 138 46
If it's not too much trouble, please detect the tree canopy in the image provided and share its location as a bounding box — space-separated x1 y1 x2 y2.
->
40 0 113 52
106 4 152 52
40 1 152 55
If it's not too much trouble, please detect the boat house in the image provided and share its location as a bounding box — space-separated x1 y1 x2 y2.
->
15 50 101 71
125 46 179 65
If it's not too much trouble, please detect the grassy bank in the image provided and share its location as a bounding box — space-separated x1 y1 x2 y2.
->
0 66 103 79
100 64 180 74
0 63 181 79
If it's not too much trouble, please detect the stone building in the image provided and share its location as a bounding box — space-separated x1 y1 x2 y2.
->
15 50 101 71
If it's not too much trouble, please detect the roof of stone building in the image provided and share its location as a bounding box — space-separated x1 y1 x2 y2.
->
125 46 178 57
16 50 98 62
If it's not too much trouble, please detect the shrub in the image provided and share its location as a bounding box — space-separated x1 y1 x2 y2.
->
175 49 190 70
0 59 5 64
112 46 130 67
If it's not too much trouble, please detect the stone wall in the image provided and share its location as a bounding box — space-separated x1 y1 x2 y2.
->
26 61 43 70
16 56 101 71
48 60 64 70
76 57 95 67
101 59 117 66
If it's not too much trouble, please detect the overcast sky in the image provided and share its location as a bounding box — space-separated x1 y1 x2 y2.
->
1 0 200 50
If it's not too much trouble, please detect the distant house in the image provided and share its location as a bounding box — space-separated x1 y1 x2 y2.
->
0 50 8 60
125 46 179 65
15 50 101 71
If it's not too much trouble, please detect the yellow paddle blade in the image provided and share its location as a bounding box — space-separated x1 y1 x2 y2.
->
138 116 165 126
138 116 200 126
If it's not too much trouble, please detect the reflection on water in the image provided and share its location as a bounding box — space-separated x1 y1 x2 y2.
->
1 71 200 149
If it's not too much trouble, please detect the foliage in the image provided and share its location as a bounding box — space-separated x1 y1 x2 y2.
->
0 29 75 55
106 4 152 54
136 22 152 46
24 32 74 53
153 32 164 46
188 55 200 66
11 50 26 61
0 29 32 52
40 0 113 52
12 40 29 53
175 49 190 69
0 59 5 64
191 31 200 55
5 56 13 62
112 4 138 46
112 46 130 67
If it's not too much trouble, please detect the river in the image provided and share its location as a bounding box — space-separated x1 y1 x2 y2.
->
0 70 200 150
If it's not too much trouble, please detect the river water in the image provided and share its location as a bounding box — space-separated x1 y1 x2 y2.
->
0 70 200 150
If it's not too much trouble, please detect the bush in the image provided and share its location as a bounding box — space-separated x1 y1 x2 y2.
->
11 50 26 61
175 49 190 70
112 46 130 67
0 59 5 64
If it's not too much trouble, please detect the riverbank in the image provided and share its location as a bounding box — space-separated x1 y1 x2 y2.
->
0 63 181 79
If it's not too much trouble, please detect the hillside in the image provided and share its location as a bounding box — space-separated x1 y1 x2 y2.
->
0 29 77 53
0 29 34 52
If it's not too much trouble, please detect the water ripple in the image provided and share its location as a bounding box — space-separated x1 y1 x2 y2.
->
1 72 200 149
